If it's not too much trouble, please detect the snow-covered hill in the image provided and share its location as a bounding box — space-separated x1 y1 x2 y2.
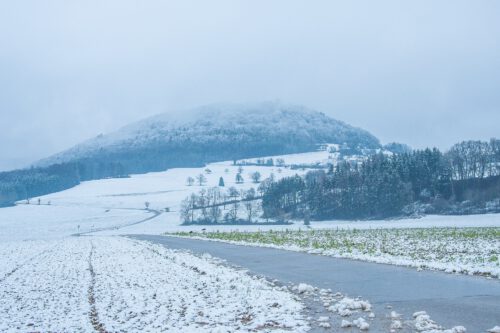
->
36 102 380 174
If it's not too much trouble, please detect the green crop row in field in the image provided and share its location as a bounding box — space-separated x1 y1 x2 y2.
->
172 227 500 277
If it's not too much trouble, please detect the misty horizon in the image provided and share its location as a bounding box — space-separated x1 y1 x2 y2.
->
1 0 499 171
1 99 498 172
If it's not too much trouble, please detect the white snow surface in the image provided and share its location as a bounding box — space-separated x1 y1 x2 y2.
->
353 317 370 330
0 149 498 331
0 204 149 242
0 237 307 332
413 311 468 333
295 283 316 294
1 155 329 331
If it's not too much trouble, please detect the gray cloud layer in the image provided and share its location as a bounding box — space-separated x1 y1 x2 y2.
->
1 0 499 171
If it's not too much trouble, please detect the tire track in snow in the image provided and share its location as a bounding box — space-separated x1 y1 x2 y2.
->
126 239 202 323
129 238 209 276
88 241 108 333
0 242 60 284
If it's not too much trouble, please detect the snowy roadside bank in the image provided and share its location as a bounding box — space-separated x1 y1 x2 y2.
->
170 227 500 279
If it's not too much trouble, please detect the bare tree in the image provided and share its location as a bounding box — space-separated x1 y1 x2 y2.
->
250 171 261 183
491 138 500 176
227 186 240 200
243 188 260 222
244 200 260 222
235 173 244 184
268 172 275 182
144 201 150 210
196 174 207 186
226 201 239 222
186 176 195 186
209 187 222 205
448 140 496 180
198 189 209 221
180 194 198 223
258 176 274 196
180 197 191 223
209 204 221 223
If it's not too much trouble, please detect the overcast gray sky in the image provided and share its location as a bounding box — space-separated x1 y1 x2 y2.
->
1 0 499 171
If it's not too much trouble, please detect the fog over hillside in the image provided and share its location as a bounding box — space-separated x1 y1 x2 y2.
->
1 1 500 170
37 101 380 171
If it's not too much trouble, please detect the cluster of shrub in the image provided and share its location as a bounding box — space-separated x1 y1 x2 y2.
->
261 139 500 220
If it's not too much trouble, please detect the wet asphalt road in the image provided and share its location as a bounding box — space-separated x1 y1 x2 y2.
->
131 234 500 331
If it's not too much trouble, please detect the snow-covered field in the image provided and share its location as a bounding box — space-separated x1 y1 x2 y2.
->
174 227 500 278
309 213 500 230
0 152 326 331
1 150 330 241
1 149 499 331
39 160 302 212
0 236 308 332
0 204 151 242
238 145 338 166
2 148 498 239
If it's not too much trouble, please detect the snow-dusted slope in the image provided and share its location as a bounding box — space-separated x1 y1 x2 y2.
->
37 101 380 169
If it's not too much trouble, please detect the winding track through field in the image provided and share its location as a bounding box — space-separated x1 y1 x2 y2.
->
87 241 108 333
75 210 162 332
132 234 500 332
74 209 162 236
